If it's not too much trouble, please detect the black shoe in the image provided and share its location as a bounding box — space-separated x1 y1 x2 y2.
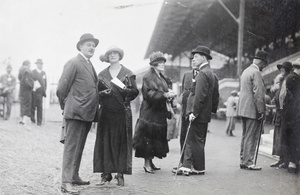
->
97 173 112 185
61 183 79 194
72 177 90 185
278 162 288 169
288 167 297 174
143 166 154 174
270 161 282 168
240 164 247 169
150 161 161 170
115 173 124 186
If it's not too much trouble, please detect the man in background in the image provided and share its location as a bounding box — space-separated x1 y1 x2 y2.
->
0 64 16 120
237 51 269 170
31 59 47 126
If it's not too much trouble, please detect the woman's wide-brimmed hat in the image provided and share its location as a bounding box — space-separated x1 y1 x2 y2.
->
252 51 269 63
292 58 300 68
191 45 212 60
149 51 166 65
76 33 99 51
100 46 124 63
277 61 293 72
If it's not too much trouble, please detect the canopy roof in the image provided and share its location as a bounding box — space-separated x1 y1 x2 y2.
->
145 0 300 59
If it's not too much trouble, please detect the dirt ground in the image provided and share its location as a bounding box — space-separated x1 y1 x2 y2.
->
1 103 299 195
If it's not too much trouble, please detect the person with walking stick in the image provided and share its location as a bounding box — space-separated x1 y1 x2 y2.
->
237 51 269 171
175 45 219 176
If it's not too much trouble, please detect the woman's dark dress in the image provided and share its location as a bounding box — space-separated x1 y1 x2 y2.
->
93 65 138 174
133 67 171 159
18 66 34 117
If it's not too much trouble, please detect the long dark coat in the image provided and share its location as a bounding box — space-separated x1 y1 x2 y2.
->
133 67 171 159
284 71 300 161
18 65 34 117
94 65 139 175
272 76 287 156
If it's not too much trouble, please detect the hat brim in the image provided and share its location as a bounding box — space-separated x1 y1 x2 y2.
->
191 51 212 60
149 57 166 65
77 38 99 51
105 48 124 61
252 56 268 63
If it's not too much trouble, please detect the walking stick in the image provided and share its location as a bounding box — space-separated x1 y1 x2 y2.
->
254 119 264 166
174 120 192 181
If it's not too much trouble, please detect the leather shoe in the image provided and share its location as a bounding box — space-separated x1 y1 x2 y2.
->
150 161 161 170
278 162 288 169
61 183 79 194
240 164 247 169
72 177 90 185
244 164 262 171
270 161 282 168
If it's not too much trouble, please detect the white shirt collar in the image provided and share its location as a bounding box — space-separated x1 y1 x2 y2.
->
36 69 42 73
79 52 89 62
199 62 209 70
252 63 259 70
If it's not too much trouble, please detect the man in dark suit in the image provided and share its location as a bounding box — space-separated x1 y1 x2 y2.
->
177 46 219 176
172 58 199 172
57 33 99 194
237 51 269 170
31 59 47 126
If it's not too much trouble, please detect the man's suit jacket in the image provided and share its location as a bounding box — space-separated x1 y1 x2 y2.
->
237 64 265 119
186 64 219 123
56 54 99 122
32 69 47 97
181 70 193 117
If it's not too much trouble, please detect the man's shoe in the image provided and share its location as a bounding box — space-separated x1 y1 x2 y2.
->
278 162 288 169
270 161 282 168
245 164 262 171
190 169 205 175
175 167 190 176
72 177 90 185
61 183 79 194
240 164 247 169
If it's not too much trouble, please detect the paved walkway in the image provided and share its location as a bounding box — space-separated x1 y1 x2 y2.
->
2 103 299 195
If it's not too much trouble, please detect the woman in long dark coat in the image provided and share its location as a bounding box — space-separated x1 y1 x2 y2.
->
18 60 34 124
133 51 175 173
270 61 293 168
284 58 300 173
93 46 138 186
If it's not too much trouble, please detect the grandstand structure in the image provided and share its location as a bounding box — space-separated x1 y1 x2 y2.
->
142 0 300 105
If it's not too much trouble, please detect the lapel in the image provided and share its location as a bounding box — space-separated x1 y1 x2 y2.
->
78 54 97 82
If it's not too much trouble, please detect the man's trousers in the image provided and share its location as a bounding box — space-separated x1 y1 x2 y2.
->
62 119 92 183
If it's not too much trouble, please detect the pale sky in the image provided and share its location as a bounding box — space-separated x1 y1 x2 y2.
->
0 0 163 84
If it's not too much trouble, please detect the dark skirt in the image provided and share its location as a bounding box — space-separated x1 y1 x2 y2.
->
272 109 287 156
19 88 32 117
93 107 132 174
133 118 169 159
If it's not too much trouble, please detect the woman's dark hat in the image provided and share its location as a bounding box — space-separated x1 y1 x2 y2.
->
149 51 166 65
277 61 293 72
191 45 212 60
252 51 269 63
76 33 99 51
